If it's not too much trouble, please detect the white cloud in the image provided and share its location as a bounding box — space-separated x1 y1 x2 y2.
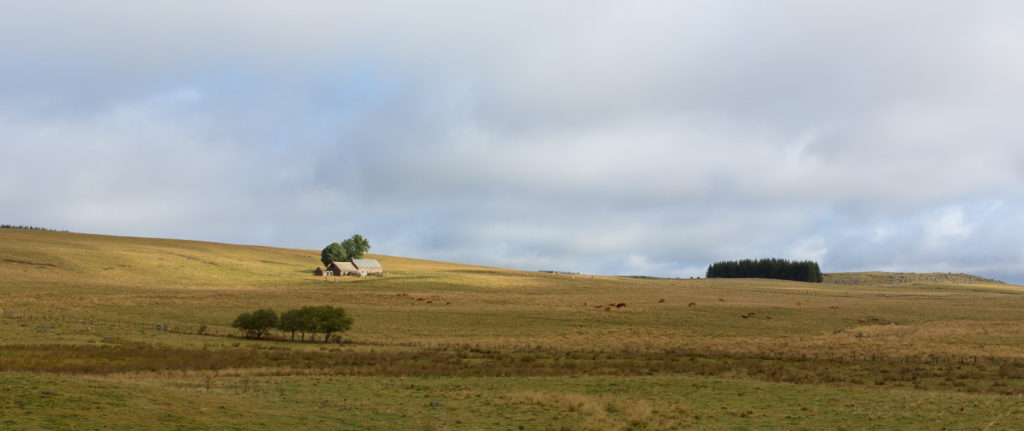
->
2 1 1024 282
791 236 828 264
924 206 973 245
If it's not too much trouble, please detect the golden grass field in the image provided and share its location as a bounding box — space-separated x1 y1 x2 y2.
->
3 228 1024 429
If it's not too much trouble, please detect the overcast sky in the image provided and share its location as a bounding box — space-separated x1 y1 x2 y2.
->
3 1 1024 282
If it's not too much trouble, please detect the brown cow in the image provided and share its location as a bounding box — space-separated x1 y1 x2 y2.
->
615 302 626 308
741 314 748 319
688 302 696 307
796 301 802 306
605 306 612 311
658 297 666 303
829 305 839 310
857 318 866 323
718 298 725 302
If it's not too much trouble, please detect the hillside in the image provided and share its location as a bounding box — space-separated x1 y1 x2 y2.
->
4 227 1024 430
826 271 1004 285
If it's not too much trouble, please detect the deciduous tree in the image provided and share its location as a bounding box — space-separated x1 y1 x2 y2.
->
341 234 371 260
232 309 279 339
320 242 347 267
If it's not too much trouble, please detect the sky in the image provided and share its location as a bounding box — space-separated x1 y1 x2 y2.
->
2 1 1024 282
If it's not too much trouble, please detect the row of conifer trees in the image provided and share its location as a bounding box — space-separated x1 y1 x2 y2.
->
0 224 68 232
706 258 823 283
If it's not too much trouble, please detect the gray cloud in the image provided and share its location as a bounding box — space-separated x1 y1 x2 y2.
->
3 1 1024 282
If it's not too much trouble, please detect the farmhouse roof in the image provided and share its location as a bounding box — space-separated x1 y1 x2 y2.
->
330 261 357 272
352 259 382 269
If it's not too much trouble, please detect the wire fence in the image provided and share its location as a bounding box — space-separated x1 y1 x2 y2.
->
2 309 228 337
3 309 1024 368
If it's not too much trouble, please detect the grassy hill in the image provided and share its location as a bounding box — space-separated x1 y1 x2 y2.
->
3 228 1024 429
826 271 1005 285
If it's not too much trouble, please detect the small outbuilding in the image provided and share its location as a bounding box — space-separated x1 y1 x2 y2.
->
313 267 325 276
328 261 358 276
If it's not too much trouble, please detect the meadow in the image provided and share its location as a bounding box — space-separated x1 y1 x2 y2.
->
2 228 1024 429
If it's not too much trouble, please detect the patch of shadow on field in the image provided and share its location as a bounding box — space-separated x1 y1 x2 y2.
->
172 254 219 266
450 269 531 277
382 275 441 280
2 259 57 268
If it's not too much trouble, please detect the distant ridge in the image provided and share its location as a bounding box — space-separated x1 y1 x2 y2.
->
1 224 68 232
825 272 1003 285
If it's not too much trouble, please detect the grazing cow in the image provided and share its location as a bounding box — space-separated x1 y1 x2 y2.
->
796 301 802 306
608 303 616 307
741 314 749 319
605 306 612 311
426 300 433 304
658 297 666 303
616 302 626 308
688 302 696 307
417 297 426 301
857 318 866 323
718 298 725 302
446 302 451 305
829 305 839 310
584 302 588 306
747 312 756 316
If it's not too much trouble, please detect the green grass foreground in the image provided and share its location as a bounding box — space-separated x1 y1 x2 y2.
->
2 228 1024 429
5 373 1021 430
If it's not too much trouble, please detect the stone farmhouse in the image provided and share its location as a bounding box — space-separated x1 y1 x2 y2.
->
325 259 383 277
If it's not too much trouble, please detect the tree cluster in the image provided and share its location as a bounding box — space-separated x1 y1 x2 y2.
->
320 234 371 267
232 305 354 342
0 224 68 232
706 258 823 283
231 309 279 339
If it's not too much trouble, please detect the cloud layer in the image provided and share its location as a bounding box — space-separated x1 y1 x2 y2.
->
3 1 1024 282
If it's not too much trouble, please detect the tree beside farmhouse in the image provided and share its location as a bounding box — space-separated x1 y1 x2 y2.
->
320 234 371 267
320 243 347 268
341 234 371 260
